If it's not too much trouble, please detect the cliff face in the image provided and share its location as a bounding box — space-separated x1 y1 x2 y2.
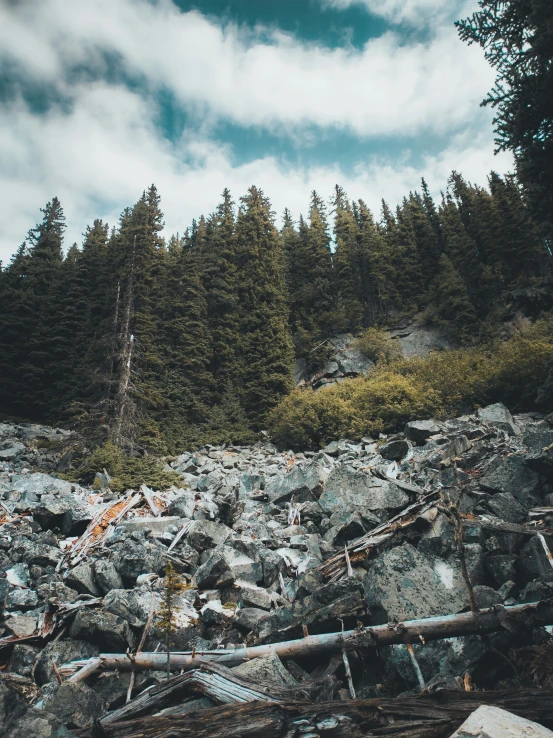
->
1 404 553 734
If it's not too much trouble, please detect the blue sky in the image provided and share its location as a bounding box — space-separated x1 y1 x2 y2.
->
0 0 513 262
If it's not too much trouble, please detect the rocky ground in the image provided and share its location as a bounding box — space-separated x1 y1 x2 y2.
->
1 403 553 737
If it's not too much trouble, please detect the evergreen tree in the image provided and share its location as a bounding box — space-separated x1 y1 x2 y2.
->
10 199 66 418
157 244 214 448
332 185 363 331
433 253 479 344
234 187 294 427
200 190 241 388
356 200 398 321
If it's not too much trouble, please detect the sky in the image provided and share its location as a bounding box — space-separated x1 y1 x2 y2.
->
0 0 514 263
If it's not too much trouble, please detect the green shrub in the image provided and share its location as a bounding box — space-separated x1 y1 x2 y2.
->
354 327 402 365
67 441 181 492
268 318 553 450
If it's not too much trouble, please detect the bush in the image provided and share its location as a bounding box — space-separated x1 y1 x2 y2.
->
354 327 402 364
268 318 553 450
65 441 181 492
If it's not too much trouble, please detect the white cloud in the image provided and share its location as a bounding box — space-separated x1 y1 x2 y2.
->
320 0 476 28
0 83 513 264
0 0 494 138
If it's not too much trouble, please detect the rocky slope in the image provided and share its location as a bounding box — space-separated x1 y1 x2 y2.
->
1 404 553 735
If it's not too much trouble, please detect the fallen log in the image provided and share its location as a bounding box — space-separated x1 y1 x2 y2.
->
61 599 553 676
462 516 553 539
101 660 336 726
77 687 553 738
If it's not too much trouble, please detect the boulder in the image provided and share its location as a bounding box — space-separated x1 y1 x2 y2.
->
93 559 124 594
404 419 441 445
319 466 409 517
194 550 235 589
35 640 99 686
0 681 76 738
43 682 104 729
111 539 164 583
477 403 521 435
264 463 328 504
232 653 297 685
187 520 232 551
449 705 553 737
362 543 467 622
379 439 410 461
69 609 135 651
65 561 102 597
480 456 540 507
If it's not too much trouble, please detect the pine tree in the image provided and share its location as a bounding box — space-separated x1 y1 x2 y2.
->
15 198 65 418
157 244 214 448
332 185 363 331
200 189 241 389
234 187 294 427
433 253 479 344
356 200 398 322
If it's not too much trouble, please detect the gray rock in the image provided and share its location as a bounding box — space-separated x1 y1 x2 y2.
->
43 682 104 729
219 545 263 584
0 442 25 460
384 636 487 692
0 681 76 738
337 348 375 376
265 462 328 504
480 492 528 523
404 419 441 445
194 550 235 589
234 606 271 631
471 585 504 609
319 466 409 517
93 559 124 594
379 439 410 460
35 640 99 686
7 644 40 677
6 587 39 610
167 490 195 518
480 456 540 507
449 704 553 737
111 539 164 583
232 653 297 685
65 561 102 597
69 608 135 651
363 543 467 622
187 520 232 551
477 402 521 435
254 579 367 643
485 554 518 586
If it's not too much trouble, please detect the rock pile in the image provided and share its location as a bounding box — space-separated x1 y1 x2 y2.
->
1 405 553 736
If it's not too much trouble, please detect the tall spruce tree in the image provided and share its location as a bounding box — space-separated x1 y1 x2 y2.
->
200 190 241 389
234 187 294 427
332 186 363 331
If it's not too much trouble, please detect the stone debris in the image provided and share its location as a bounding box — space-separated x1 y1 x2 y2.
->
1 407 553 736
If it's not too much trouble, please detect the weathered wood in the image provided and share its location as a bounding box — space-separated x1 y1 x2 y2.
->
101 660 335 726
462 517 553 539
77 688 553 738
67 657 102 684
61 600 553 676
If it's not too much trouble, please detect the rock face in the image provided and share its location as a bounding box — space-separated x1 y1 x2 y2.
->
2 405 553 732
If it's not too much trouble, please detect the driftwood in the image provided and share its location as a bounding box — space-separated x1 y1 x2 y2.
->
77 687 553 738
101 660 336 726
61 600 553 676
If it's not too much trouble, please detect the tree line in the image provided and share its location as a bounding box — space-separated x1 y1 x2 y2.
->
0 173 549 451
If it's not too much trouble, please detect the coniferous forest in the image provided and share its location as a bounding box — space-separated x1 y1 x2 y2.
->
0 172 550 452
